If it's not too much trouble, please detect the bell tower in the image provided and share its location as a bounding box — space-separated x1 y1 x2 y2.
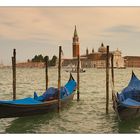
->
72 25 79 58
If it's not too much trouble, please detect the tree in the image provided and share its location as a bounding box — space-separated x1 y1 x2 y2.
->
31 54 57 66
44 55 50 66
38 54 44 62
43 55 49 62
31 54 44 62
32 55 38 62
50 55 57 66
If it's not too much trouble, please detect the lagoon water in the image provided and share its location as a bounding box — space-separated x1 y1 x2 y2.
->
0 67 140 133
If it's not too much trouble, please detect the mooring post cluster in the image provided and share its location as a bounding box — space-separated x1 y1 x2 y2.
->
11 45 80 113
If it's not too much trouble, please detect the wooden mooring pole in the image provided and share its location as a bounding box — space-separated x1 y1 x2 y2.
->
12 49 16 100
111 54 121 121
111 54 115 100
45 58 48 91
106 46 109 114
58 46 62 112
77 54 80 101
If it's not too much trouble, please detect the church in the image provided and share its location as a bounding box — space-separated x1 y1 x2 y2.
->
62 26 125 68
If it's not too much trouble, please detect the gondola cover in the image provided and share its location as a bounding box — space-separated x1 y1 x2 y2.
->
117 71 140 107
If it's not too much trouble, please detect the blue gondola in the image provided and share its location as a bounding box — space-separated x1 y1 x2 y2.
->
0 74 76 118
113 71 140 120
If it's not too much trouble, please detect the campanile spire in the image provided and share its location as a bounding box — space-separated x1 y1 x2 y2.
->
74 25 78 37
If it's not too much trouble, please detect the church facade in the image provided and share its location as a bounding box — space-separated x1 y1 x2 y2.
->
62 26 125 68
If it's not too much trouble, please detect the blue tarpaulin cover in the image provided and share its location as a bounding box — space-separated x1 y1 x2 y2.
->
121 98 140 107
34 79 76 101
117 71 140 107
0 97 42 105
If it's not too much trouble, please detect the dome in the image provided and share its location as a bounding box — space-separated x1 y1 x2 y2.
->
98 43 107 53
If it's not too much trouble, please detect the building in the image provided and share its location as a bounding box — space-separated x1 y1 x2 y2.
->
62 26 125 68
16 62 45 68
124 56 140 67
73 25 80 58
81 43 124 68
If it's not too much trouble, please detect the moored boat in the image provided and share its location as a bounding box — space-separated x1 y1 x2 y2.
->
0 74 76 118
113 71 140 120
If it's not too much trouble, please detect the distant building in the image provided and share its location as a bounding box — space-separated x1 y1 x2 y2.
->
62 26 125 68
81 44 124 68
16 62 45 68
72 25 80 58
124 56 140 67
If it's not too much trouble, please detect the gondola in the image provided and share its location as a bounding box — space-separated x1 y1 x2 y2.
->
113 71 140 120
0 74 77 118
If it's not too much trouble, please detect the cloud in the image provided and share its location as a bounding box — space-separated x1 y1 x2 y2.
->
105 25 140 34
1 7 140 64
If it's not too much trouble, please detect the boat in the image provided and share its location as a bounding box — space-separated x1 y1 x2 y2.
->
113 71 140 120
65 68 86 73
117 67 126 69
65 63 86 73
0 74 77 118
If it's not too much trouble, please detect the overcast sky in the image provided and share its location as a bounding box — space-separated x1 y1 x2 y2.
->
1 7 140 65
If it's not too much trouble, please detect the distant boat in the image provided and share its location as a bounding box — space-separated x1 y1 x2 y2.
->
0 74 77 118
96 66 126 69
65 63 86 73
65 68 86 73
113 71 140 120
117 67 126 69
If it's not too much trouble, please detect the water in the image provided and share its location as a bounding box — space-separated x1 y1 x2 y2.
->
0 67 140 133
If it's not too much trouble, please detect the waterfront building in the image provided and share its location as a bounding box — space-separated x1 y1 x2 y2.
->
62 26 125 68
16 62 45 68
124 56 140 67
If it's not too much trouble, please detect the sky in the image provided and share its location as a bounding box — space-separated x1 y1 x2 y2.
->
1 7 140 65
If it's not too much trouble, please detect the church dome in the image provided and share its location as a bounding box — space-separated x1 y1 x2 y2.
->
98 43 107 53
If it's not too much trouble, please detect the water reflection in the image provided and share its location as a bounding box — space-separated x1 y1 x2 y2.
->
5 101 74 133
5 111 59 133
118 118 140 133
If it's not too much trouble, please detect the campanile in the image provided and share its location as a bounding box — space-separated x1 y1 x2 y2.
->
72 25 79 58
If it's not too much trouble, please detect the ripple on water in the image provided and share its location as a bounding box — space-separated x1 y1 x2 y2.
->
0 68 140 133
